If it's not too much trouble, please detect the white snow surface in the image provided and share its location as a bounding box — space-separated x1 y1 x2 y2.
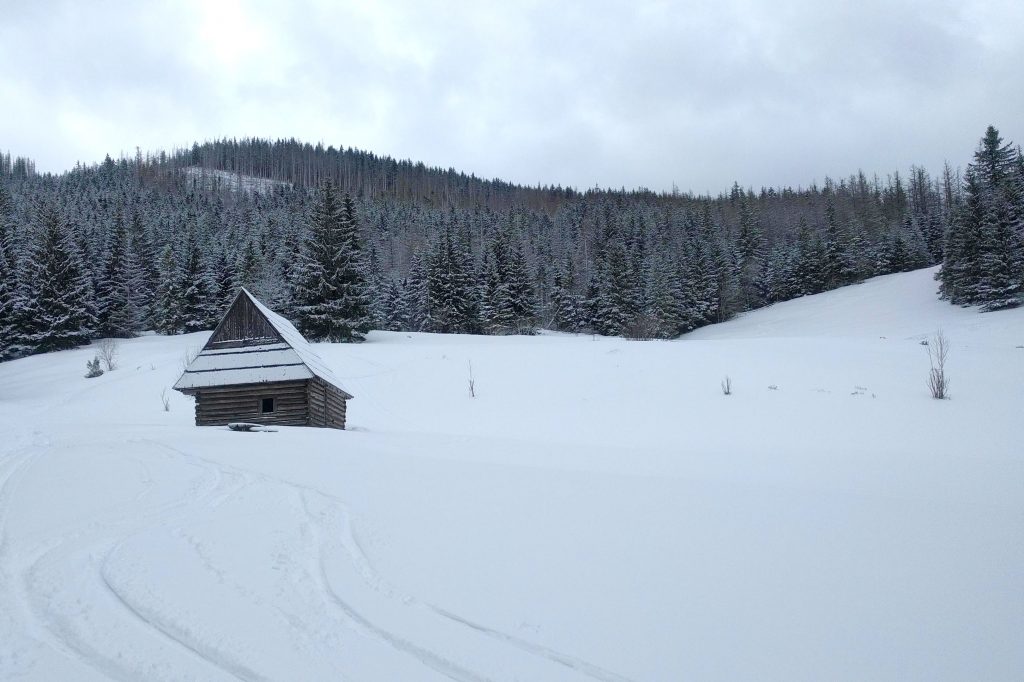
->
1 266 1021 681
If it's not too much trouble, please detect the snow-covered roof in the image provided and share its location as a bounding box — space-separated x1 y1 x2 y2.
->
173 290 353 398
243 290 347 391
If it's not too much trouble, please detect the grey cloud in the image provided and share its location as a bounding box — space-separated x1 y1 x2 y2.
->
0 0 1020 193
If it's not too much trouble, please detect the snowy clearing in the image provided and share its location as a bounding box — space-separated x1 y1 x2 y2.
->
1 266 1022 681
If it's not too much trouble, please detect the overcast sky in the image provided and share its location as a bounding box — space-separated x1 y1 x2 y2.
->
1 0 1021 194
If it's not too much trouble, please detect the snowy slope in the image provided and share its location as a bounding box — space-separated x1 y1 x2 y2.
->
0 267 1021 681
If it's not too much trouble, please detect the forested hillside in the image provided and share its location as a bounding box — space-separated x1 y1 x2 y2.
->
0 126 1021 361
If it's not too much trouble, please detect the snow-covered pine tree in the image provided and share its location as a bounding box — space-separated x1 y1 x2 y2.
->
154 243 183 335
127 208 157 328
793 218 825 295
503 236 536 334
178 226 214 333
363 243 391 330
940 127 1021 307
647 254 687 338
0 218 18 360
25 202 95 354
735 196 764 308
293 183 371 342
478 248 509 333
820 199 856 290
97 208 140 338
549 257 582 332
426 226 478 334
479 228 535 335
210 247 238 315
975 192 1024 310
379 278 409 331
403 251 430 331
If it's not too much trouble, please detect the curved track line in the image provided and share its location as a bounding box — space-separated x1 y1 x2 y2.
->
298 491 490 682
144 439 637 682
426 605 636 682
14 437 258 681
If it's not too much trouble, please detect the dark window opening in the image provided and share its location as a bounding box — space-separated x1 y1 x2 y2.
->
261 397 275 413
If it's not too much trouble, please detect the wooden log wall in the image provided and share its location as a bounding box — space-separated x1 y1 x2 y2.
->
308 377 347 429
194 380 309 427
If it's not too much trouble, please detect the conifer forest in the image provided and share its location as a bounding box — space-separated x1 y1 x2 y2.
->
0 125 1021 361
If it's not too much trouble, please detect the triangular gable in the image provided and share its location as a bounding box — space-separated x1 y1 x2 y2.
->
205 290 283 349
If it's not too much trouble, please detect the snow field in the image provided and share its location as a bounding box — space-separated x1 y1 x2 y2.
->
0 266 1022 680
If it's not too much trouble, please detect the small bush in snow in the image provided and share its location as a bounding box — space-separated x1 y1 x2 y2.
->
98 338 119 371
180 346 200 373
467 361 476 398
721 376 732 395
160 388 171 412
85 357 104 378
927 330 950 400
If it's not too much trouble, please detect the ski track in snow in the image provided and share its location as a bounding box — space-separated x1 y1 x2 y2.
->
138 438 635 682
426 605 637 682
1 426 265 681
300 488 637 682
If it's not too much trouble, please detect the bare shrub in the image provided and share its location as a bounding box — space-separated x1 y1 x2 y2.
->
467 361 476 398
927 330 950 399
160 388 171 412
721 376 732 395
98 338 119 371
180 346 200 373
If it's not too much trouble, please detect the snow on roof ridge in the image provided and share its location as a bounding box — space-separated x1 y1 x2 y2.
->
240 288 352 398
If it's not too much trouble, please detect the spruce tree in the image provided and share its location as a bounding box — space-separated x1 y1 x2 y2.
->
211 247 239 314
154 243 183 334
940 127 1022 308
26 203 95 354
426 227 478 334
97 209 139 337
403 251 431 331
178 228 213 333
0 225 17 359
549 257 582 332
293 183 371 342
647 255 686 338
735 197 764 308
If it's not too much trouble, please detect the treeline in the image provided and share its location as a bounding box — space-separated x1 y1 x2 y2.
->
0 126 1021 361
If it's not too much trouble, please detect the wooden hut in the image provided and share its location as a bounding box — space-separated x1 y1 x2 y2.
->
173 289 353 429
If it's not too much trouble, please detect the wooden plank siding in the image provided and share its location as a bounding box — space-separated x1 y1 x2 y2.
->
206 293 281 349
190 378 347 429
307 377 347 429
324 382 348 429
193 380 309 427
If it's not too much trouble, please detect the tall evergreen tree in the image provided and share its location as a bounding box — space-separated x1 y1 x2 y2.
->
25 203 95 353
178 227 214 333
0 212 21 359
211 247 239 314
97 208 140 337
940 126 1023 308
154 243 182 334
427 226 479 334
293 183 371 342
